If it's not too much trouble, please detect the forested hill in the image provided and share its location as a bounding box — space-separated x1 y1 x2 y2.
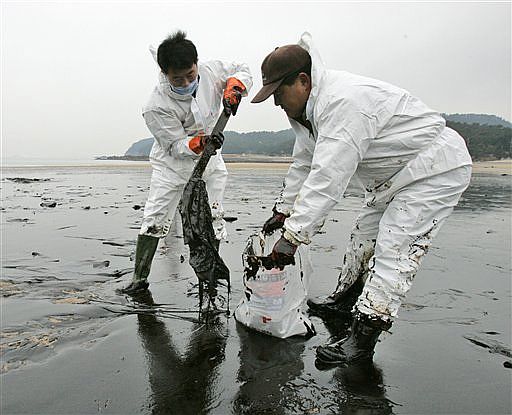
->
124 129 296 157
123 113 511 161
224 130 295 155
446 121 511 160
443 113 511 127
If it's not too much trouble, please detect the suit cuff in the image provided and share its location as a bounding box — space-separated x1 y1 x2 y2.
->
283 229 303 246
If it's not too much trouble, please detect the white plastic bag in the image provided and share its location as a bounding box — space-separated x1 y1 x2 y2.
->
234 232 315 338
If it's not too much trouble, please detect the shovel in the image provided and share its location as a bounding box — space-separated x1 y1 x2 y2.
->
178 109 231 308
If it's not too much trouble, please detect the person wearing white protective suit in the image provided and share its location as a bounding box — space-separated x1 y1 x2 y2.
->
253 32 471 366
120 30 252 295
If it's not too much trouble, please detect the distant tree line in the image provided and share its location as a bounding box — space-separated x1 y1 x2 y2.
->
222 130 295 155
447 121 511 161
442 113 511 128
122 114 511 161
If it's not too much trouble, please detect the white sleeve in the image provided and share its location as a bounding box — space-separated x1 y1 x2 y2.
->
284 98 376 244
204 60 253 94
143 109 199 159
275 120 314 215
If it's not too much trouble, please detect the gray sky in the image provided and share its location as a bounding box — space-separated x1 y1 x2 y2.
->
2 1 511 159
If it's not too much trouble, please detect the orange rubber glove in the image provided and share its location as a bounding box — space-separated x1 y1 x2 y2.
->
188 132 225 154
223 77 246 116
188 135 207 154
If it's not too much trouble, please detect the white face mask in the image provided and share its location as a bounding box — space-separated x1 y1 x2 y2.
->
170 77 199 96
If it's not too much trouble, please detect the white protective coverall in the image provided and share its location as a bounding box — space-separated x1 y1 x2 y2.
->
140 47 252 240
277 33 472 321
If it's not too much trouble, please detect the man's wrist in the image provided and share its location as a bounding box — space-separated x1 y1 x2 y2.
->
283 229 301 246
273 204 291 217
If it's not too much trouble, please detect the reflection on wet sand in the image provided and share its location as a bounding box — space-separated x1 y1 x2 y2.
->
233 324 306 414
133 290 227 415
331 362 393 415
234 318 394 414
315 314 394 414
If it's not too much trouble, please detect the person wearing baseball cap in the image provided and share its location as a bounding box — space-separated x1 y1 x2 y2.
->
253 32 472 367
251 44 312 107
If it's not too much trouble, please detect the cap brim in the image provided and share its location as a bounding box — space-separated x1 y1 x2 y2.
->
251 78 284 103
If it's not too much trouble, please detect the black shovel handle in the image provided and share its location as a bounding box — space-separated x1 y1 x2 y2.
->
211 108 230 136
190 109 230 180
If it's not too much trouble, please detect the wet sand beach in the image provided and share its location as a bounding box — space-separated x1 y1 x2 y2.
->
7 158 509 173
470 159 512 175
1 162 511 414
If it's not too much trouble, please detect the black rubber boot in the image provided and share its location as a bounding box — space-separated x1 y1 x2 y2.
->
316 313 392 366
118 280 149 295
307 279 364 316
118 234 159 295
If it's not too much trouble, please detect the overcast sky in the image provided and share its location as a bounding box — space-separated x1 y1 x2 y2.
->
2 1 510 160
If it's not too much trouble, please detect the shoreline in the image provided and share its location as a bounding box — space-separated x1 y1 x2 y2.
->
470 159 511 175
1 159 510 174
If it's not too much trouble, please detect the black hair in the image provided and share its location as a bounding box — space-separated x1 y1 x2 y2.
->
281 56 312 86
157 30 198 73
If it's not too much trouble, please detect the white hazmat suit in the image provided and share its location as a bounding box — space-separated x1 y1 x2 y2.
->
140 48 252 240
277 33 472 322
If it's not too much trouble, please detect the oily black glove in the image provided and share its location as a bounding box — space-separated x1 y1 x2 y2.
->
203 131 224 150
223 90 242 116
262 207 288 235
270 235 298 269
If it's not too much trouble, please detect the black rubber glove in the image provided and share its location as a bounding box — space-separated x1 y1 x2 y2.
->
262 207 288 235
223 90 242 116
271 235 298 269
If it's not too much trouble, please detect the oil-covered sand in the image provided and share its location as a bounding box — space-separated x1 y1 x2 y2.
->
1 163 511 414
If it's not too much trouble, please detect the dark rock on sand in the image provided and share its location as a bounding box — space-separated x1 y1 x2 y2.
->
6 178 50 184
93 260 110 268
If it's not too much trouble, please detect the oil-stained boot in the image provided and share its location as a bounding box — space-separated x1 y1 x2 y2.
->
307 278 364 316
316 313 391 366
118 234 159 295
